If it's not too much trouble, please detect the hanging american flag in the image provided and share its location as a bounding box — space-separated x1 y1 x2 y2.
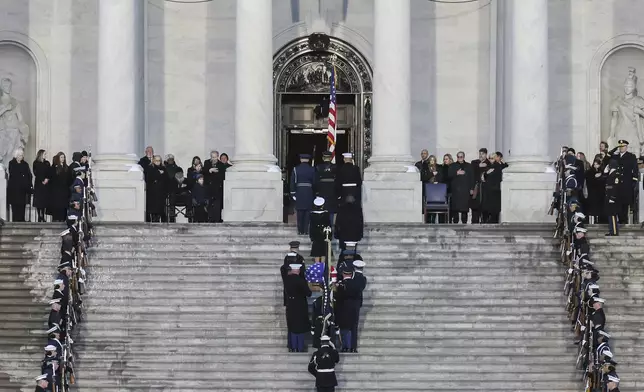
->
327 66 337 163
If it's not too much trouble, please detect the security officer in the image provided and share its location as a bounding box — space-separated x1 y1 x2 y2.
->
610 140 638 223
315 151 337 226
308 335 340 392
290 154 316 235
605 159 621 236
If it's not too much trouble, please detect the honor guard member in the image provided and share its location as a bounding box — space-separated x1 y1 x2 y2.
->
335 266 361 352
336 242 362 282
41 344 59 388
310 285 334 349
283 241 306 279
610 140 639 223
590 296 606 332
605 159 621 236
605 370 620 392
310 197 330 263
351 259 367 351
34 374 50 392
315 151 338 225
284 264 312 352
281 252 299 350
46 323 64 355
290 154 316 235
308 335 340 392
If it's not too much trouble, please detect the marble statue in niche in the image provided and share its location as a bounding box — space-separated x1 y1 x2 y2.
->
608 67 644 155
0 77 29 165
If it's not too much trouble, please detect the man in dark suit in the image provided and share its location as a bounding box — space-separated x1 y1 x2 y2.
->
610 140 639 223
470 148 490 224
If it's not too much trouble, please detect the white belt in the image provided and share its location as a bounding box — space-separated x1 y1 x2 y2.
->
316 368 335 373
342 183 357 187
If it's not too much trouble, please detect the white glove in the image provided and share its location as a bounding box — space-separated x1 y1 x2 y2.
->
292 196 296 201
608 199 615 203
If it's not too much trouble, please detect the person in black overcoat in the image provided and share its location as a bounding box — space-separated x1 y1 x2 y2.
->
335 268 361 352
7 149 32 222
447 152 474 223
605 159 621 236
470 148 491 224
609 140 639 224
202 151 224 222
310 197 330 262
49 152 70 222
438 154 453 223
480 153 507 224
284 265 311 352
585 158 606 222
145 155 168 222
185 156 203 191
314 151 337 225
32 149 51 222
191 174 209 223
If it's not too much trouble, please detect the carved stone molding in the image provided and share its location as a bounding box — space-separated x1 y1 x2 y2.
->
0 31 50 157
273 36 372 93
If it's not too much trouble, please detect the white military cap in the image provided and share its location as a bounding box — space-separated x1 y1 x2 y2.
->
53 279 64 286
44 345 57 351
313 197 325 207
353 260 366 268
46 324 60 334
59 229 70 237
289 264 302 270
287 252 297 256
35 374 48 381
607 374 620 383
342 153 353 158
320 335 331 341
345 241 357 247
598 330 611 339
593 297 606 303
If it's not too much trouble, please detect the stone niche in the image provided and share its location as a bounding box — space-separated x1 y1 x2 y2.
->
600 46 644 156
0 43 36 165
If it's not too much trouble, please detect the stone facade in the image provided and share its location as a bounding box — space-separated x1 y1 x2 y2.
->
2 0 644 221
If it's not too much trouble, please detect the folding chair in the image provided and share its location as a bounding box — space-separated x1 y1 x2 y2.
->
424 183 450 223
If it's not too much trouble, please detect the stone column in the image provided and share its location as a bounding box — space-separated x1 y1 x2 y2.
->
362 0 421 222
93 0 145 222
223 0 282 222
0 164 6 221
500 0 555 222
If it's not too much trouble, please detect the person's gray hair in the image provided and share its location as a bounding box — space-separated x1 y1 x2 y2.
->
421 149 428 154
210 150 219 156
165 154 174 160
13 148 24 159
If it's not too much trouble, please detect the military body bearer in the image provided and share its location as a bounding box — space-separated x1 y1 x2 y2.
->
335 267 362 352
284 264 311 352
290 154 316 235
315 151 337 225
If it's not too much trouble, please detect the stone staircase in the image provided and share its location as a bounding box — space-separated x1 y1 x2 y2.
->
0 223 64 392
0 222 642 391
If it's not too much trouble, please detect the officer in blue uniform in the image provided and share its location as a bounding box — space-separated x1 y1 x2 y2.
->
290 154 316 235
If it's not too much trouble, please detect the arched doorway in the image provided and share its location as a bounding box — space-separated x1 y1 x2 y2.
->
273 33 373 175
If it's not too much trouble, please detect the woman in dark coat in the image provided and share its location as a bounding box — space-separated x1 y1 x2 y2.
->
185 156 203 191
145 155 168 222
437 154 453 223
481 153 508 223
585 158 606 222
7 149 32 222
49 152 70 222
32 149 51 222
309 197 330 262
447 152 473 224
334 194 364 243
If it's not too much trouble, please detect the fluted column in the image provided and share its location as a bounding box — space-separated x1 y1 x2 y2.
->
93 0 145 222
362 0 421 222
501 0 555 222
223 0 282 221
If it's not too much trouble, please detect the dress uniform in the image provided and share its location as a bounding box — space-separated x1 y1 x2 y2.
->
315 152 337 225
309 197 330 261
334 153 363 246
605 159 621 236
34 374 51 392
610 140 639 223
335 267 361 352
350 260 367 351
281 252 303 350
308 335 340 392
284 264 311 352
336 242 362 282
290 154 316 235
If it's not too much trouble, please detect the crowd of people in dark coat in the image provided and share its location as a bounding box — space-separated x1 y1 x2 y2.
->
415 148 508 223
5 148 90 222
138 146 232 223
